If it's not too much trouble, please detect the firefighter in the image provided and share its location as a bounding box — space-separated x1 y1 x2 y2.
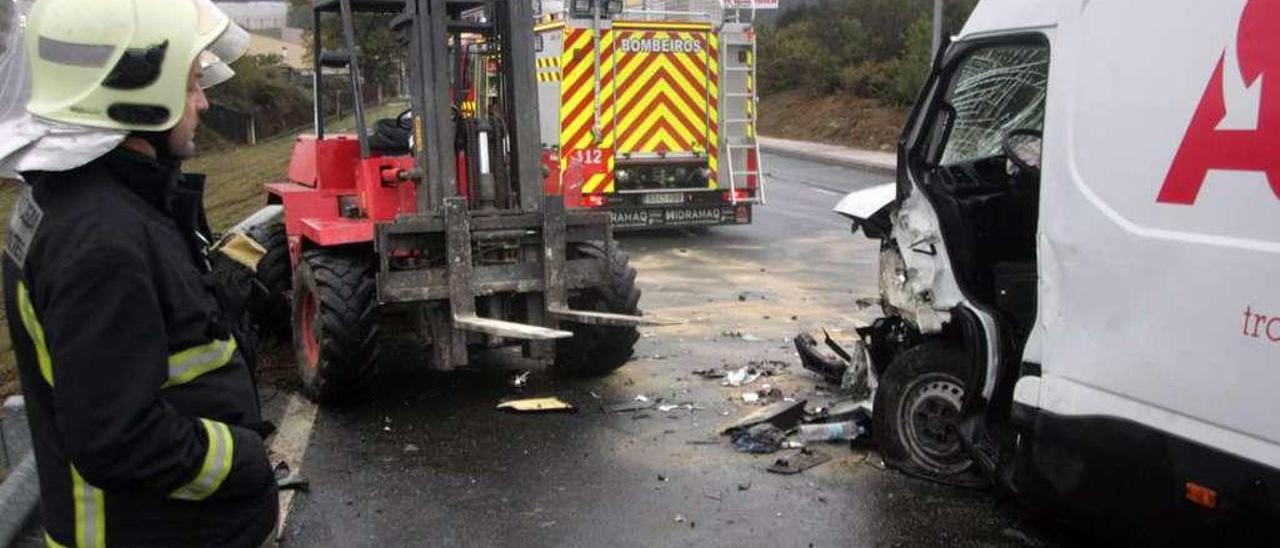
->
0 1 277 546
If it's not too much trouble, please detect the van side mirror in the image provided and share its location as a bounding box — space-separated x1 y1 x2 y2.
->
1003 129 1043 173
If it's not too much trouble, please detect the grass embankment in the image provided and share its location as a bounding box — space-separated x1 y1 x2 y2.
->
758 90 908 153
0 101 408 398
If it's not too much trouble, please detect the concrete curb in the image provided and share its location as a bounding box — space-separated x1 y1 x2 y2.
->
1 397 38 548
758 136 897 175
0 453 38 548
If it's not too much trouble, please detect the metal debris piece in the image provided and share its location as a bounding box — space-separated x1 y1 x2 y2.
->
496 397 575 412
721 399 807 434
635 395 651 402
657 404 679 412
692 368 726 379
767 448 832 475
730 423 785 454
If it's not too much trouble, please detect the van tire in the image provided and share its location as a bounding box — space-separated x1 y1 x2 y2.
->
874 341 987 488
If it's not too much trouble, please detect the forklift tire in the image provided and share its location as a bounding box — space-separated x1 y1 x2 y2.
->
248 222 291 339
873 341 988 488
551 241 641 377
291 249 380 404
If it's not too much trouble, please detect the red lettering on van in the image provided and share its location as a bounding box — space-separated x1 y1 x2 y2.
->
1158 0 1280 205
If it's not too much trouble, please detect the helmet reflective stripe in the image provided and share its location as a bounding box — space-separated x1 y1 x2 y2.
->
36 37 115 68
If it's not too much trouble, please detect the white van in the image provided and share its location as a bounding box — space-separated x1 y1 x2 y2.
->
835 0 1280 543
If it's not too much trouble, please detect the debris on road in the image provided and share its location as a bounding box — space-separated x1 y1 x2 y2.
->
602 399 657 414
767 448 832 475
273 462 310 492
730 423 786 454
721 330 765 342
798 421 865 443
497 397 575 413
795 328 874 398
817 398 873 424
511 371 530 388
722 367 762 387
722 399 807 434
403 443 420 453
692 368 726 379
741 392 760 404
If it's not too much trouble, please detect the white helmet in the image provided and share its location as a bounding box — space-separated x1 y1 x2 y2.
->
24 0 248 131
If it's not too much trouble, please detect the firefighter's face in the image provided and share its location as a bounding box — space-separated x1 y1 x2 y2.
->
168 60 209 159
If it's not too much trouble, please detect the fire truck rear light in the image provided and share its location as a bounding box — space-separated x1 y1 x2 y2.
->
724 189 750 202
1185 482 1218 509
580 194 608 208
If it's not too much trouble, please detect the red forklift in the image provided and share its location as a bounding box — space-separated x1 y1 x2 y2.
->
248 0 654 403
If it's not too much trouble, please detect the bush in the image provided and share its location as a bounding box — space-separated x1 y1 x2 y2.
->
757 0 979 105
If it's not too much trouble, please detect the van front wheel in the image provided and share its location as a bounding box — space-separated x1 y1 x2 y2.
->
873 341 987 488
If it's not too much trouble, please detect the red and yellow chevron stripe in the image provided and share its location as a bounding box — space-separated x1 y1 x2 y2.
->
559 23 719 194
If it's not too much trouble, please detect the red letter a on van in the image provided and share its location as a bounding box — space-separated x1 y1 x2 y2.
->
1158 0 1280 205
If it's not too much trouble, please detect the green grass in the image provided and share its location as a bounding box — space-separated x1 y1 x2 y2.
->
0 100 408 396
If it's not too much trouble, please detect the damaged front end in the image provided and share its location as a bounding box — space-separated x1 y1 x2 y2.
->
827 183 996 489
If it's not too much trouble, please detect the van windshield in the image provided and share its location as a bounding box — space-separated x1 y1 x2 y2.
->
940 45 1049 166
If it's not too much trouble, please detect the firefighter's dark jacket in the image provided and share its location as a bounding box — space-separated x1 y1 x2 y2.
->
3 147 278 547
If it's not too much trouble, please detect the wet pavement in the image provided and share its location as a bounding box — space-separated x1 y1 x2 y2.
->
272 154 1076 547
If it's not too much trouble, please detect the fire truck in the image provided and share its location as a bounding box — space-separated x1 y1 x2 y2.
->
532 0 767 229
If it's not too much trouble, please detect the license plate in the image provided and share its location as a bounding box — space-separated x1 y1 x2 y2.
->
642 193 684 205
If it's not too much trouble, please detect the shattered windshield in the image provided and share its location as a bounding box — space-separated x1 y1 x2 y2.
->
940 45 1049 166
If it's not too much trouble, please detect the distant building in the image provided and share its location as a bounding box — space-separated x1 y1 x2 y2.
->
246 32 308 71
216 1 288 30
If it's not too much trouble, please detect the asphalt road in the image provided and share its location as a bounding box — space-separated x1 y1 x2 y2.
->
273 154 1074 548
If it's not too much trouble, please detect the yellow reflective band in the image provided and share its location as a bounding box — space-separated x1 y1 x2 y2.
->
16 282 54 386
163 338 238 388
44 532 68 548
71 466 105 548
169 419 234 501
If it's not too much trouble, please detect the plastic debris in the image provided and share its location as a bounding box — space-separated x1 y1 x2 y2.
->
741 392 760 404
497 397 575 413
512 371 530 388
722 367 761 387
798 421 865 442
730 423 785 454
767 448 832 475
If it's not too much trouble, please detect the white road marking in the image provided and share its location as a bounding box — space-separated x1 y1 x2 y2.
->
268 394 319 542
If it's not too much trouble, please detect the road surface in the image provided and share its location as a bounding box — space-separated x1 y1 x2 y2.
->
268 154 1075 547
